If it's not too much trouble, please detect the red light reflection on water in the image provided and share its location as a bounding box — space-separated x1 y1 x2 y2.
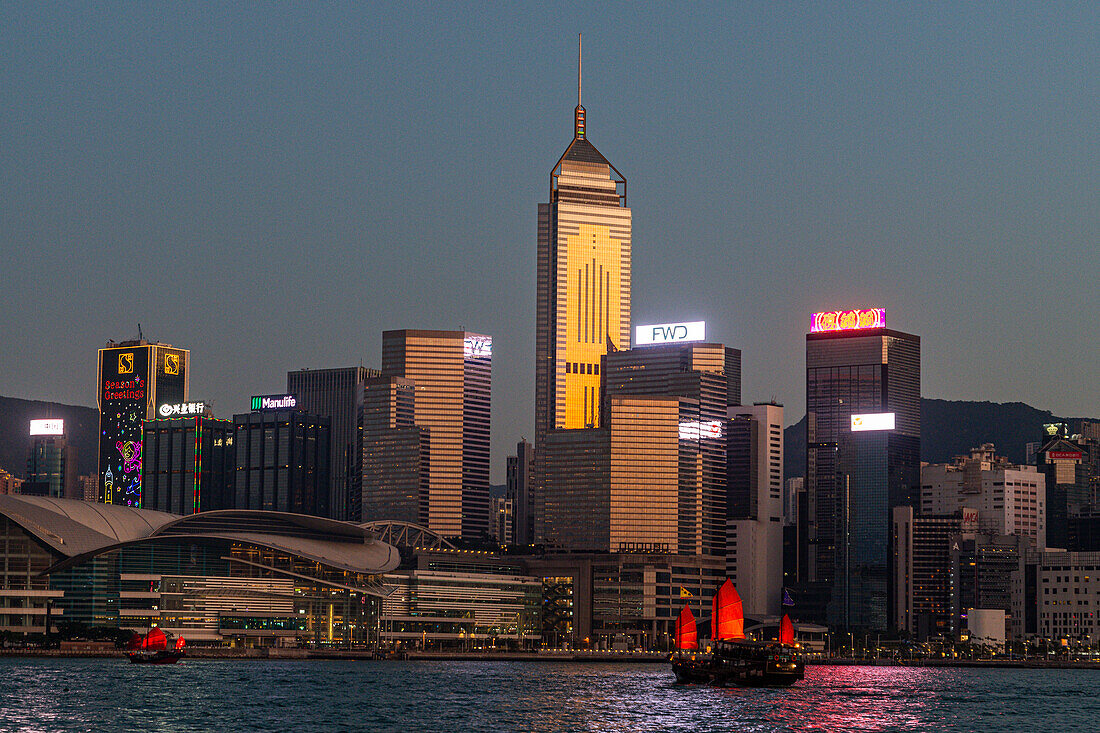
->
707 664 948 732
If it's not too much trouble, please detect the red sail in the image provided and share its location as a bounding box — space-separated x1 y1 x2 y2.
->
715 580 745 640
711 593 717 640
675 606 698 650
175 636 186 650
144 627 168 651
779 614 795 644
127 632 143 650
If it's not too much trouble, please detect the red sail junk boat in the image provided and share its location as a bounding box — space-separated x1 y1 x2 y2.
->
671 580 803 687
127 627 186 664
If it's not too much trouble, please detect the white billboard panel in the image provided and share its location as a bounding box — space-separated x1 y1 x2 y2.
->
635 321 705 346
29 419 65 436
850 413 896 432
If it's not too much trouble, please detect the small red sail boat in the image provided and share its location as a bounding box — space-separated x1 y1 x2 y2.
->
671 579 804 687
127 627 185 664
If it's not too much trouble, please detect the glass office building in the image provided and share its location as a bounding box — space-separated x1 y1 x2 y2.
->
805 313 920 631
358 375 429 525
141 415 235 514
287 367 380 521
232 409 331 517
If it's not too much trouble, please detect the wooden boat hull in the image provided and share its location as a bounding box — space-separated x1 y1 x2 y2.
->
671 643 804 687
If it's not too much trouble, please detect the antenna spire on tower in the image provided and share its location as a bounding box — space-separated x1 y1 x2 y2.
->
574 33 586 139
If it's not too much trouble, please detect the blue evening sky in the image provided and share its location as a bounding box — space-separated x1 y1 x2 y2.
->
2 3 1097 480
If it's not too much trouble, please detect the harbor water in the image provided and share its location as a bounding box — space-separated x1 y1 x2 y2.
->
2 658 1099 732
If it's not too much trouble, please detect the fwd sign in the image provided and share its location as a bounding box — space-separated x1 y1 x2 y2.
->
635 321 706 346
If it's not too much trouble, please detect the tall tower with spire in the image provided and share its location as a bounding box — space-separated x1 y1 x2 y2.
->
535 34 631 441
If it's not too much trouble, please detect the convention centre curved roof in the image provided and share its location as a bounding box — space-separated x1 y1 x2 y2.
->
0 496 400 578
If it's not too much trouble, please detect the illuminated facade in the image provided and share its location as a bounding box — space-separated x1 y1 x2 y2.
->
542 396 710 555
535 48 631 442
602 342 740 556
804 316 920 631
97 340 189 505
891 506 964 640
287 367 380 521
381 330 491 539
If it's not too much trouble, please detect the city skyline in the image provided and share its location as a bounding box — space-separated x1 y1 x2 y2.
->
3 4 1099 483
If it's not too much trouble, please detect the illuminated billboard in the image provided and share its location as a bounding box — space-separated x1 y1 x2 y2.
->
636 321 706 346
850 413 896 432
251 394 297 411
29 419 65 436
810 309 885 333
98 343 189 506
463 335 492 359
98 345 150 506
158 401 206 418
679 420 724 440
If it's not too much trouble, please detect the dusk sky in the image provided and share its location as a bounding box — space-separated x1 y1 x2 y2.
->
2 3 1097 482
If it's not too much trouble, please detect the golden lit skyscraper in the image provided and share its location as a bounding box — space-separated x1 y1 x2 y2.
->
535 36 631 441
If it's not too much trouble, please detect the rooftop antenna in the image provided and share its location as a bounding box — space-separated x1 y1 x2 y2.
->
574 33 586 139
137 323 144 341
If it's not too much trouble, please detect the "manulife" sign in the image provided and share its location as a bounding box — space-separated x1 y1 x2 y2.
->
251 394 298 411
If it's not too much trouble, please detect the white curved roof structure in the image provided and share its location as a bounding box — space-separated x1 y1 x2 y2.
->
0 496 400 579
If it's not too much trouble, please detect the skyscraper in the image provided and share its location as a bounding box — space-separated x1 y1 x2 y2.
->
26 419 77 499
232 405 331 516
726 403 784 617
506 440 535 546
804 309 920 631
97 339 189 505
381 330 491 539
287 366 380 520
535 36 631 440
141 413 235 514
602 340 740 556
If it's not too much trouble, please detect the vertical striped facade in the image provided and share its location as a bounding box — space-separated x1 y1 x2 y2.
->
382 330 490 540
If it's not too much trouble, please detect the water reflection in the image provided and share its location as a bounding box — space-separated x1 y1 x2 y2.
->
1 659 1099 732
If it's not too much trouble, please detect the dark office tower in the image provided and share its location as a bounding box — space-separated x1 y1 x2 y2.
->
232 408 331 516
804 309 920 632
358 376 429 524
601 341 739 557
97 339 190 505
506 440 535 546
287 367 380 521
1034 436 1093 549
381 330 491 539
26 420 77 499
141 415 235 514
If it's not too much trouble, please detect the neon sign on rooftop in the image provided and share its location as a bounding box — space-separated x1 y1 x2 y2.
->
810 308 885 333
